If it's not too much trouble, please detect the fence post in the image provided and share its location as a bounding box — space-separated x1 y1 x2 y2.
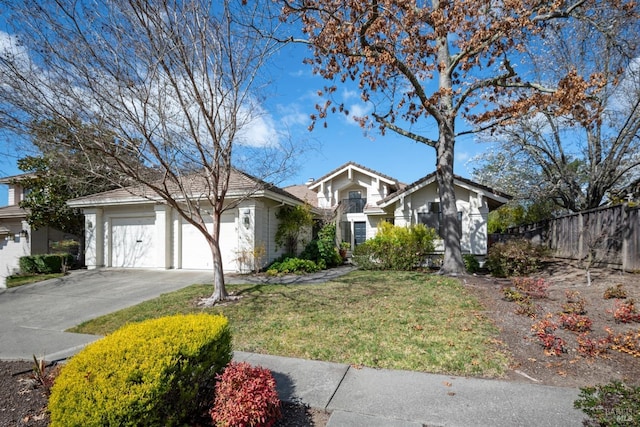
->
621 205 635 271
577 212 583 261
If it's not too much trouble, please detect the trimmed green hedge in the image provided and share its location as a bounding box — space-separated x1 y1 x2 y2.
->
49 314 232 427
266 257 321 275
19 254 74 274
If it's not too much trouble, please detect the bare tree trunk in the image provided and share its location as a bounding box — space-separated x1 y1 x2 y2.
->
209 243 228 302
199 213 228 306
211 212 228 301
435 28 465 276
437 120 465 275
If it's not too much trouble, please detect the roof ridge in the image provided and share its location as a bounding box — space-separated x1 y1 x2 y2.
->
309 161 403 186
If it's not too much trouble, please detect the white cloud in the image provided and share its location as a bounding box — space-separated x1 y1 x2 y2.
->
610 57 640 111
456 151 471 163
342 88 359 101
288 69 306 78
277 103 311 128
347 103 371 125
0 31 32 74
236 104 280 148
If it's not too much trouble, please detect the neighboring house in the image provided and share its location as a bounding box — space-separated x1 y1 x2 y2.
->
0 174 73 287
66 169 310 273
303 162 510 256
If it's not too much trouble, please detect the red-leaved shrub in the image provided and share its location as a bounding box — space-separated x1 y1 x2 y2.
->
512 277 549 299
210 362 282 427
577 332 611 358
531 315 566 356
612 299 640 324
559 313 593 332
609 329 640 357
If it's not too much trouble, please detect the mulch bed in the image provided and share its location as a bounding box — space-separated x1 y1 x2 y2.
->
0 360 329 427
464 260 640 388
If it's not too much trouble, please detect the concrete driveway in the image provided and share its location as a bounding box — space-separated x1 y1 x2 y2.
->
0 269 213 361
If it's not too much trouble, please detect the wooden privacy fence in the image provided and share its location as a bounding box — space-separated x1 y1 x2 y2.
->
490 204 640 272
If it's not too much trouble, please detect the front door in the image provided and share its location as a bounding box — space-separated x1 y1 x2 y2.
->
354 221 366 247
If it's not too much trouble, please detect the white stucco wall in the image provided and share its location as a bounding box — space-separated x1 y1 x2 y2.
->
81 200 284 273
388 183 491 255
314 166 394 210
0 220 31 284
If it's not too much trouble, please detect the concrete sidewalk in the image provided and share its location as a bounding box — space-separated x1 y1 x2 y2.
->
235 352 585 427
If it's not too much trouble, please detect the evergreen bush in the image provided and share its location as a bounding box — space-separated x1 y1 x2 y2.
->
463 254 480 273
19 256 38 274
49 314 232 427
266 257 320 275
352 222 437 270
300 222 342 268
19 254 73 274
574 380 640 426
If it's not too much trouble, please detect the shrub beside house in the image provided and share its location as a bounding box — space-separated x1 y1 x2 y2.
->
0 175 79 288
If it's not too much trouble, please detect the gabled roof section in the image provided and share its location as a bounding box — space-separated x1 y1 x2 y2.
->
0 205 27 219
0 172 35 185
307 161 404 191
378 171 512 210
68 168 305 208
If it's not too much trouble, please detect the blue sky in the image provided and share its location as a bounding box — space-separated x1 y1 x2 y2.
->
0 33 491 204
249 44 490 187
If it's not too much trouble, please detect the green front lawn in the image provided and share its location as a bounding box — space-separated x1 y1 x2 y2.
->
6 273 65 288
69 270 510 377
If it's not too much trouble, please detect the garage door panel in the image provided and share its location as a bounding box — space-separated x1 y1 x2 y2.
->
182 214 237 271
111 217 156 268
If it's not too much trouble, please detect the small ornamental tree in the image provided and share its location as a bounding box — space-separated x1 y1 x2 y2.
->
300 222 342 268
0 0 294 305
274 204 313 255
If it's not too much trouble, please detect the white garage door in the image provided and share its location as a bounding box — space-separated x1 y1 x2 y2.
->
181 213 238 271
111 216 156 268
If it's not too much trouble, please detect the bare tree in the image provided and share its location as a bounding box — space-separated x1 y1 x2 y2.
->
280 0 637 275
0 0 294 303
474 12 640 212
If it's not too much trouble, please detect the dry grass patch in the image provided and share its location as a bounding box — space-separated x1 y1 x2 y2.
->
70 270 509 377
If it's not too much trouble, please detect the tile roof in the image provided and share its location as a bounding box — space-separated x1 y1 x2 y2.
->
283 184 318 207
68 168 305 207
378 171 512 208
0 173 35 184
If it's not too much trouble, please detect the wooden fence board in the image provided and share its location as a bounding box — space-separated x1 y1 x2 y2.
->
490 204 639 272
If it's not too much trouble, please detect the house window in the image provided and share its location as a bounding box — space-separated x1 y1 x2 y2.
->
342 191 366 213
417 202 462 237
